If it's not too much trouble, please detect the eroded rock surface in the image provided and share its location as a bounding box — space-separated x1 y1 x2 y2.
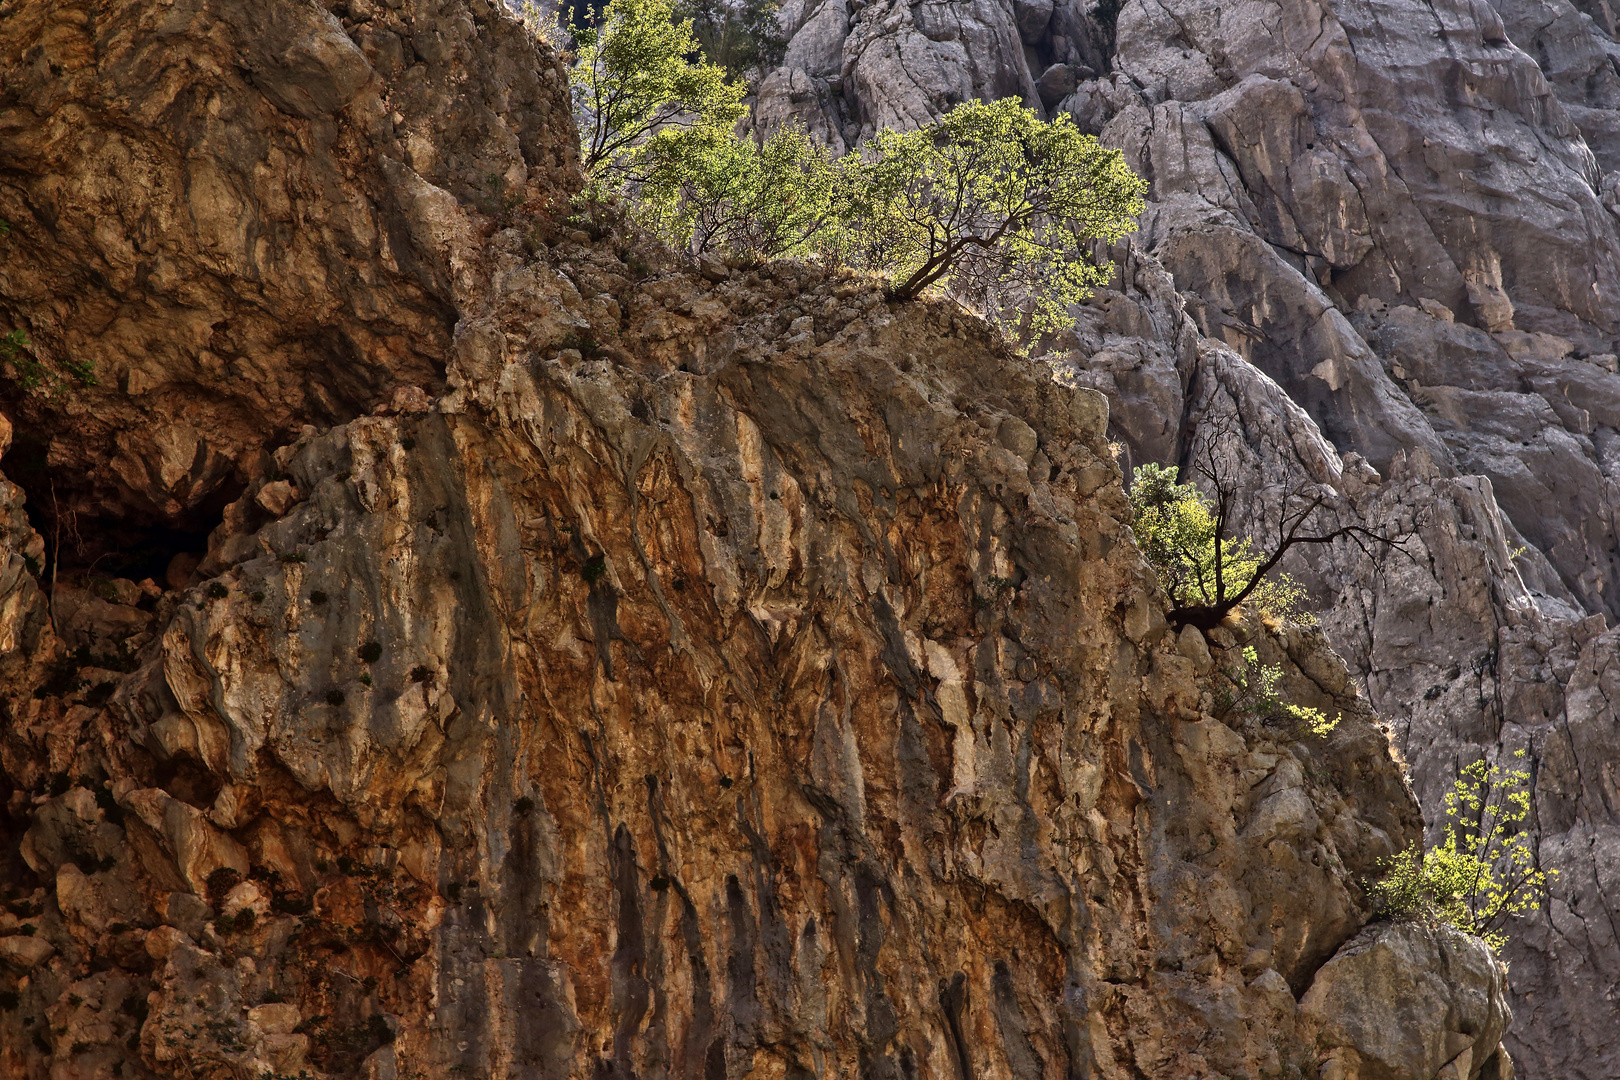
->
757 0 1620 1070
0 0 1509 1076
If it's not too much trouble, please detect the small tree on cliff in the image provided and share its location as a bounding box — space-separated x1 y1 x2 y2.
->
1128 426 1414 630
569 0 745 181
838 98 1146 336
1371 751 1554 952
633 121 845 261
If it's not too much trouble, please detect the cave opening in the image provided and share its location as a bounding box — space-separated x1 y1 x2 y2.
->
3 432 239 588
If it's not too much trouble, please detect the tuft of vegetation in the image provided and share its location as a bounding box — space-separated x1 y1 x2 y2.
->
1371 750 1554 953
581 555 608 584
1215 646 1335 736
357 641 383 664
206 582 229 600
326 689 346 707
0 327 97 391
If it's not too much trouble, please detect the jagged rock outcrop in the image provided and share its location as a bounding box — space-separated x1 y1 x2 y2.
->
0 0 1517 1077
0 0 575 543
757 0 1620 1072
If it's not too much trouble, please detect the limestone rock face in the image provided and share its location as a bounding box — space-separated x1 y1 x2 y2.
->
0 0 578 537
1303 922 1514 1080
0 0 1502 1076
758 0 1620 1070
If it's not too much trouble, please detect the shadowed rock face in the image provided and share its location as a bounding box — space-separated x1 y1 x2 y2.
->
0 1 1519 1078
0 0 577 538
757 0 1620 1073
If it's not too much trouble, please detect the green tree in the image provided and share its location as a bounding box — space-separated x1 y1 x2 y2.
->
1127 423 1411 630
1128 461 1313 628
569 0 746 180
839 98 1146 335
1371 750 1554 952
633 122 842 260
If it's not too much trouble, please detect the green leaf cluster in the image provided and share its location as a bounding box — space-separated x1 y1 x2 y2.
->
567 0 1145 336
570 0 745 181
1217 645 1335 736
1 328 97 392
1128 463 1311 624
1370 750 1554 952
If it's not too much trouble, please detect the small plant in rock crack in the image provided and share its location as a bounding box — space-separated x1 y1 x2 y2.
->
1214 646 1337 737
0 327 97 391
1370 750 1555 953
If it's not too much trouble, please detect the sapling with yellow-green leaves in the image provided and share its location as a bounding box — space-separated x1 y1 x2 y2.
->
1371 750 1554 953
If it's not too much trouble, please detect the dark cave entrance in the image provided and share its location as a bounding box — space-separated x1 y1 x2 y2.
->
3 432 238 587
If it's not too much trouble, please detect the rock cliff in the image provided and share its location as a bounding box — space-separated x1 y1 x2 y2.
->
756 0 1620 1072
0 0 1519 1077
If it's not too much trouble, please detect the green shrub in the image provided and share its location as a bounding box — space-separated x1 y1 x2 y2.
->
0 328 96 390
1370 750 1554 952
1216 646 1335 736
634 121 841 263
1129 462 1312 625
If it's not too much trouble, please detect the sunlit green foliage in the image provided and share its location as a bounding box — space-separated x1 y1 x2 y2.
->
1128 462 1312 624
1217 645 1335 736
1371 751 1554 952
838 99 1144 335
633 122 841 261
569 0 746 180
565 3 1146 335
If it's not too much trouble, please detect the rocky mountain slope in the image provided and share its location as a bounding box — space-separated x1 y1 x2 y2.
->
755 0 1620 1073
0 0 1524 1077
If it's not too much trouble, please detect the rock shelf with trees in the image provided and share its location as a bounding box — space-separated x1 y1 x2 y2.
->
0 0 1552 1078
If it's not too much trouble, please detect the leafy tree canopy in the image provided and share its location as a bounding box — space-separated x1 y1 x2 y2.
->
633 122 841 261
840 98 1146 335
570 0 745 179
562 2 1146 340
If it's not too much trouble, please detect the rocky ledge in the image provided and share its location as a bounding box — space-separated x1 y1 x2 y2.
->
0 0 1517 1077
